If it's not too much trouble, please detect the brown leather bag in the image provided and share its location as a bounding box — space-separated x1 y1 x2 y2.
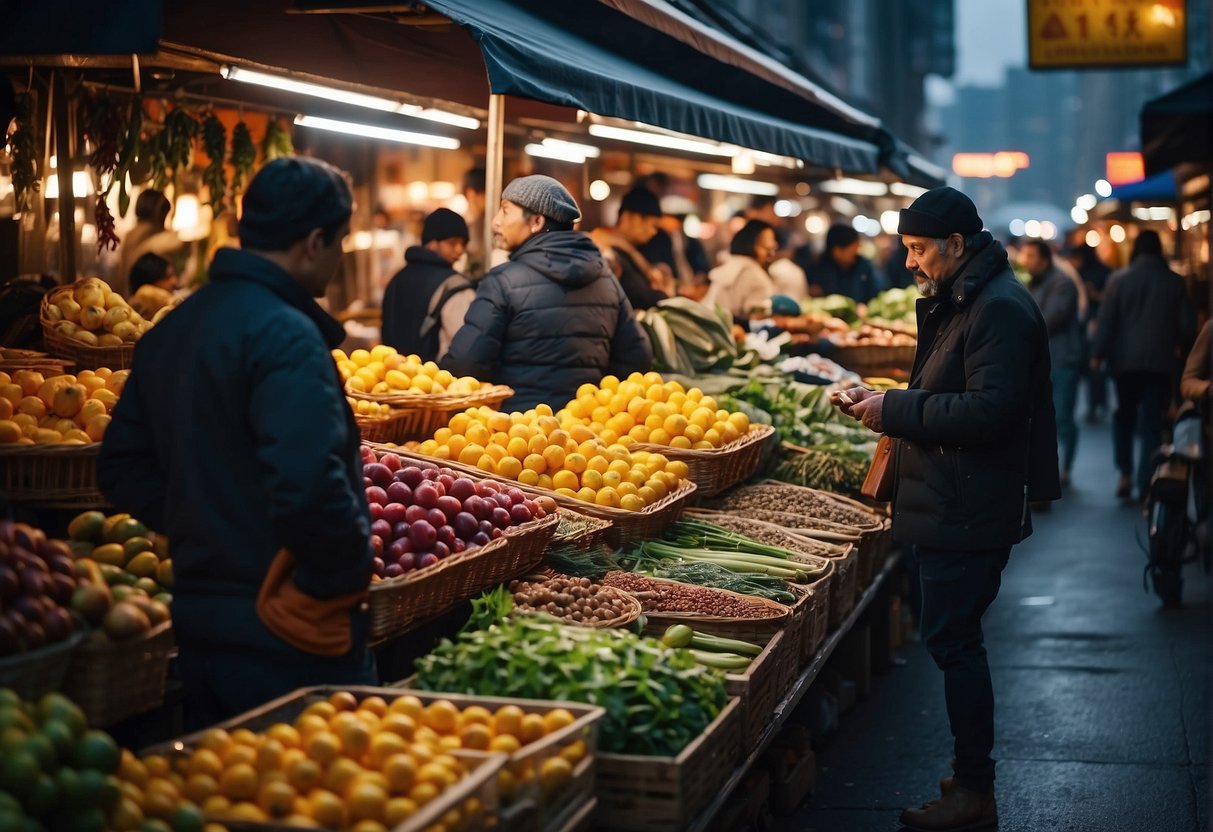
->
256 549 368 657
861 435 896 501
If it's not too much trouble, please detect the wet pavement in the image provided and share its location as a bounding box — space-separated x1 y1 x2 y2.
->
778 415 1211 832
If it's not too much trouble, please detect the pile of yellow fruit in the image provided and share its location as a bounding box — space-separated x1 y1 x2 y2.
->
333 346 483 397
559 373 751 450
347 397 395 420
0 368 126 445
44 278 162 346
416 402 689 511
158 691 565 831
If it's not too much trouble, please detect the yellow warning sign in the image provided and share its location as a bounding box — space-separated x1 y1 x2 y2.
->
1028 0 1188 69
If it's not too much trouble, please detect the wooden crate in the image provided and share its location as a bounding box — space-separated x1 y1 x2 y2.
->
595 697 742 832
142 686 511 832
388 686 604 832
724 630 795 751
827 545 859 628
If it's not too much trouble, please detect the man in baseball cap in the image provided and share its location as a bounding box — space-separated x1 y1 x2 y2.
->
830 185 1060 832
442 175 651 410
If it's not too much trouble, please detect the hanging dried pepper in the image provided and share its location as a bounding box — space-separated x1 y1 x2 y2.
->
200 112 227 216
95 196 119 252
229 120 256 195
7 92 40 214
82 91 128 251
262 118 294 162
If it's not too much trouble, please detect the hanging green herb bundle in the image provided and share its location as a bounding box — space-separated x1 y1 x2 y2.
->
229 121 256 195
7 92 40 214
262 118 294 161
150 106 198 190
200 113 227 216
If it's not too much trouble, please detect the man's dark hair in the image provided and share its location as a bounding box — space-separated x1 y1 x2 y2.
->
730 219 774 257
1132 230 1163 259
520 207 574 233
135 189 171 226
130 253 170 293
464 167 486 194
825 223 859 252
749 195 777 212
238 157 353 252
1023 239 1053 265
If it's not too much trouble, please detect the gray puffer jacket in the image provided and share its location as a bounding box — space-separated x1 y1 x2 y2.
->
442 231 652 410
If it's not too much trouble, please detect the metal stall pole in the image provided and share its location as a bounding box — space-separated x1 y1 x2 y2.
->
484 94 505 269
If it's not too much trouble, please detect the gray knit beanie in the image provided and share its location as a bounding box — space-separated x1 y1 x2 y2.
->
501 175 581 224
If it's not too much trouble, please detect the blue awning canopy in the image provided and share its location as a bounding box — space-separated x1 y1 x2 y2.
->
421 0 881 173
1109 171 1178 203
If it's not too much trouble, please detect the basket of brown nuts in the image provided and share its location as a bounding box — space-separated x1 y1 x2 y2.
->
509 573 643 628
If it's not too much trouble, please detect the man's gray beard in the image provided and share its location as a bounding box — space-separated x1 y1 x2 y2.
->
919 278 941 297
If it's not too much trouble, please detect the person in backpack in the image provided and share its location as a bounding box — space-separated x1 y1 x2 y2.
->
442 175 652 410
381 208 474 361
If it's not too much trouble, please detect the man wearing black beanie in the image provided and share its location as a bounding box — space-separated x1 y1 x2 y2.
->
99 157 377 726
382 207 473 361
831 186 1060 831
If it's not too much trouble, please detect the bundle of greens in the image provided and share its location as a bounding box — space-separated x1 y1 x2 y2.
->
415 605 726 756
543 543 622 581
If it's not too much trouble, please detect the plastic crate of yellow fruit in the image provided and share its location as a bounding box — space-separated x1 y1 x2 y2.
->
335 346 513 443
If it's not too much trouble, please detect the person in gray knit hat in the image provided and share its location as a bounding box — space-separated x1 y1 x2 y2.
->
443 175 651 410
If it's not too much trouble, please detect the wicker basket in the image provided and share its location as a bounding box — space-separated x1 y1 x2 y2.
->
595 697 742 832
0 443 109 508
830 342 917 373
40 286 136 371
62 621 174 726
369 511 560 642
607 574 791 643
347 384 514 443
0 629 84 700
353 408 417 444
630 424 775 498
144 686 508 832
511 575 643 629
0 348 74 376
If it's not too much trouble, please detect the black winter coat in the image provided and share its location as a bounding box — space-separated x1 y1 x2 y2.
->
882 233 1060 551
442 231 652 410
1093 254 1196 378
97 249 372 655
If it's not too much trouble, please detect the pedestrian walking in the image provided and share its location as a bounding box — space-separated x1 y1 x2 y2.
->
1019 239 1084 488
442 175 652 410
1064 244 1112 421
98 158 377 727
832 186 1060 832
1092 230 1197 500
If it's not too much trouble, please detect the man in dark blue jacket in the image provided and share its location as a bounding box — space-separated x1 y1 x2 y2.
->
833 187 1060 832
98 158 376 727
443 175 652 410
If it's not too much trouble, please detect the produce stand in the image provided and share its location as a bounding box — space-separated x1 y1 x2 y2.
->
61 620 175 727
682 551 901 832
0 443 109 508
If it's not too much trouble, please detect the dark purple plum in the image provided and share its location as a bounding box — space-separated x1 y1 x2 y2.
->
386 482 412 505
417 552 439 569
449 478 477 502
409 520 437 550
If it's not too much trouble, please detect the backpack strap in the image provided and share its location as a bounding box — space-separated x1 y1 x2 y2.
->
419 273 474 341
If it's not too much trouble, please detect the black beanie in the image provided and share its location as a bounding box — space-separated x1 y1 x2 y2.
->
619 186 663 218
897 186 983 238
239 157 353 251
422 208 470 244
